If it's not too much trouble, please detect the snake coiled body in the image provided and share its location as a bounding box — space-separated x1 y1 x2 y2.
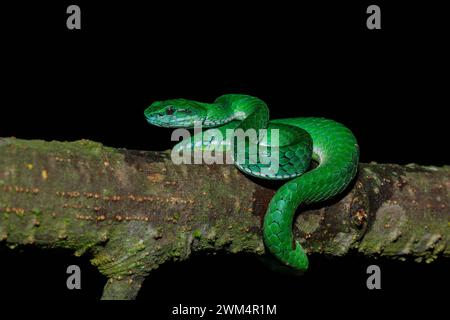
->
145 94 359 270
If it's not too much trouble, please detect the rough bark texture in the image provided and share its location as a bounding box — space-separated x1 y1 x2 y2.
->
0 137 448 299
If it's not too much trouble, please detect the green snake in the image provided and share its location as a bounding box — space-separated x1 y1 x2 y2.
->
144 94 359 270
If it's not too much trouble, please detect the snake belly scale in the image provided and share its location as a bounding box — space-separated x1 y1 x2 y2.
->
145 94 359 270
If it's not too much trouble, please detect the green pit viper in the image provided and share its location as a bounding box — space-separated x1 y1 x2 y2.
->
144 94 359 270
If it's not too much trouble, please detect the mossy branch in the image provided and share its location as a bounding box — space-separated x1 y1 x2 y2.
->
0 137 448 299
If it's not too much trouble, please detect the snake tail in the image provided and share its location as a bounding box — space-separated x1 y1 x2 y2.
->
263 118 359 270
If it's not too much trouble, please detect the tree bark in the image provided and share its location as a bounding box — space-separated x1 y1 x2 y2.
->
0 137 448 299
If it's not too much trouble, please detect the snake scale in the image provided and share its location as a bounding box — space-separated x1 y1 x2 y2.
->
145 94 359 270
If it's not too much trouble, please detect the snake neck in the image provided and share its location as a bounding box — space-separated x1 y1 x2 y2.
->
201 94 270 129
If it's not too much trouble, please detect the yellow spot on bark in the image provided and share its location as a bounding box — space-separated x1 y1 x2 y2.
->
147 173 165 183
26 163 33 170
41 170 48 180
26 235 35 244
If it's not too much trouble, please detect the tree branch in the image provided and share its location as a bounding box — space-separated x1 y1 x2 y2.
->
0 137 448 299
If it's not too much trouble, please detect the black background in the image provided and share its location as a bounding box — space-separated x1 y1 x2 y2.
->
0 0 448 312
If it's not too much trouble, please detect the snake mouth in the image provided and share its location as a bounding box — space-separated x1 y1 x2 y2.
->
145 117 173 128
145 119 165 127
145 115 200 129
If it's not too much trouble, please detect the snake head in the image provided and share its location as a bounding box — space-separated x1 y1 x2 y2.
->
144 99 207 128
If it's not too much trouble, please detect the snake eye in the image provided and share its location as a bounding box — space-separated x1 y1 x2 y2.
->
166 106 175 115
